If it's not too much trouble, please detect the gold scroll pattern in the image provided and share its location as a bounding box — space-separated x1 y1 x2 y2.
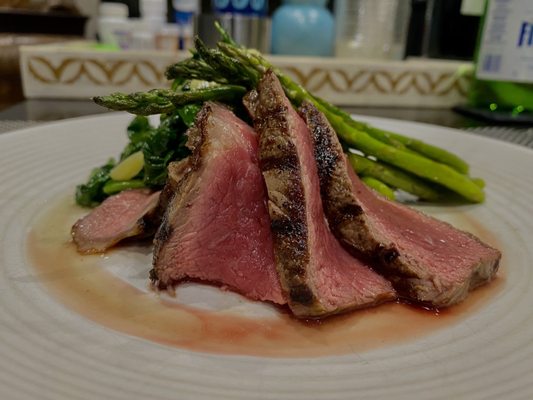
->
27 57 168 87
26 56 469 98
282 67 469 97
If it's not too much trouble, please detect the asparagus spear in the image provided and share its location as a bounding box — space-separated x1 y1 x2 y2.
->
166 56 230 84
212 28 470 175
472 177 486 188
114 23 484 203
172 35 480 201
360 176 396 200
311 96 470 174
215 40 474 179
103 179 146 195
93 85 247 115
208 39 485 202
348 153 441 201
367 126 470 174
322 108 484 202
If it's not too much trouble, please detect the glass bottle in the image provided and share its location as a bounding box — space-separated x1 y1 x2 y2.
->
468 0 533 115
271 0 334 57
334 0 411 60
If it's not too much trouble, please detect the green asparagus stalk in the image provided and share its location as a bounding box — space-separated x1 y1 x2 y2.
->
310 96 470 174
313 97 470 174
215 29 470 176
322 107 484 202
142 23 486 203
367 126 470 174
103 179 146 195
472 177 486 188
194 39 262 87
216 41 474 183
210 35 485 202
360 176 396 200
94 90 175 115
93 85 247 115
166 56 230 84
348 153 441 201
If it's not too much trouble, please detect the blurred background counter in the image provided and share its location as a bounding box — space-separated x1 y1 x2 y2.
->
0 0 531 128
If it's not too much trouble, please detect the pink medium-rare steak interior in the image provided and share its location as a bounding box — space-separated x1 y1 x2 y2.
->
348 165 500 305
249 70 395 317
282 87 396 312
72 189 160 253
298 101 500 307
152 102 285 304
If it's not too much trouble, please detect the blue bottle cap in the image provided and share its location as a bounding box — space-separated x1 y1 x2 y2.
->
212 0 267 16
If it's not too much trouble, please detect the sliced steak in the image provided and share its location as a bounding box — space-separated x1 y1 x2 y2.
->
151 158 190 223
247 70 395 318
72 189 160 254
299 101 501 307
151 102 285 304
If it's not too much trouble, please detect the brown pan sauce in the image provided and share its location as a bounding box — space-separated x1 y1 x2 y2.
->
27 196 504 357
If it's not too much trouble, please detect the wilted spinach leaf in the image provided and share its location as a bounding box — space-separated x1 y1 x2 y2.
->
75 104 200 207
75 158 116 207
142 108 193 187
120 116 154 160
177 104 202 127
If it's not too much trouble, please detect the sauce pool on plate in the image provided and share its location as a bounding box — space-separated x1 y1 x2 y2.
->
26 196 504 357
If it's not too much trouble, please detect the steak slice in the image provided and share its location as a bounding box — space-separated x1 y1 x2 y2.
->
247 70 395 318
151 102 285 305
72 189 160 254
151 158 190 223
299 101 501 307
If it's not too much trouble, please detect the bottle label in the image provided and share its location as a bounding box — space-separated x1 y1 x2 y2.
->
476 0 533 83
174 11 194 50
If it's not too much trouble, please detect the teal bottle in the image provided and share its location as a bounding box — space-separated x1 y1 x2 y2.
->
271 0 334 56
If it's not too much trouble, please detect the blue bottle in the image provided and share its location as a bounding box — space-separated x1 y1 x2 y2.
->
271 0 334 56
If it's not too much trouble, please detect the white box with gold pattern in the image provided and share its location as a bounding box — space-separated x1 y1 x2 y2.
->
20 42 472 108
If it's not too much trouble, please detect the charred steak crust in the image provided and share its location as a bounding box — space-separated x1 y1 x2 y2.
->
251 95 317 308
150 106 212 288
141 159 191 242
299 102 420 273
249 72 395 317
299 101 377 253
299 101 501 307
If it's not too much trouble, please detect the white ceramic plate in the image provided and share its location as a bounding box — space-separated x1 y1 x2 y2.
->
1 113 532 400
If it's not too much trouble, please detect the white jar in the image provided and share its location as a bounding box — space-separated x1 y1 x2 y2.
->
173 0 200 50
98 2 132 49
334 0 411 60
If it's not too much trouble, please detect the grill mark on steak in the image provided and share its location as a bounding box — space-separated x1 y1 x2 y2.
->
330 203 364 226
259 153 299 172
248 71 395 317
290 284 315 305
299 100 501 308
252 97 317 308
305 107 340 187
377 245 400 264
